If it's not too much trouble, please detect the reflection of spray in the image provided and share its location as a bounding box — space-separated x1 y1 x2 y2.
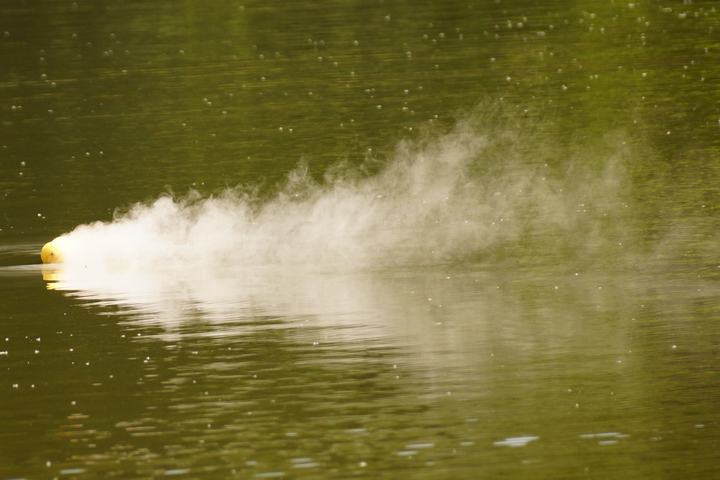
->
42 105 632 274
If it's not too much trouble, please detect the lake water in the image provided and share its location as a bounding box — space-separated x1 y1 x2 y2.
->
1 0 719 478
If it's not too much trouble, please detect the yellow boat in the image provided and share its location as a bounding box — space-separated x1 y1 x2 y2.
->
40 237 65 264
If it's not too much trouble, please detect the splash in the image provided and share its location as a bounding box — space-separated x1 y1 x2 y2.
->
45 104 632 276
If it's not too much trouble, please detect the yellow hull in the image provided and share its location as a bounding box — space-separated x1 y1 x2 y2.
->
40 238 65 264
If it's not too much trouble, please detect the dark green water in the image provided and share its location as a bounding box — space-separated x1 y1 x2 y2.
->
2 0 720 478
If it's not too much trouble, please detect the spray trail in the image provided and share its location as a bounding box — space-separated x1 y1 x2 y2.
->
45 105 632 275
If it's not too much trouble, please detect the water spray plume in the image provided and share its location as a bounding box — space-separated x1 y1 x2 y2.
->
39 104 633 276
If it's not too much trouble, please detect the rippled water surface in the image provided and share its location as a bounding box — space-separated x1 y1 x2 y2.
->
2 0 720 478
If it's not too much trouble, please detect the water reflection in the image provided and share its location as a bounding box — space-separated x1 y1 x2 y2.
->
19 262 715 478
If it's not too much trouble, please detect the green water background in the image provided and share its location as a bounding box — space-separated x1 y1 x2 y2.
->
1 0 720 478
